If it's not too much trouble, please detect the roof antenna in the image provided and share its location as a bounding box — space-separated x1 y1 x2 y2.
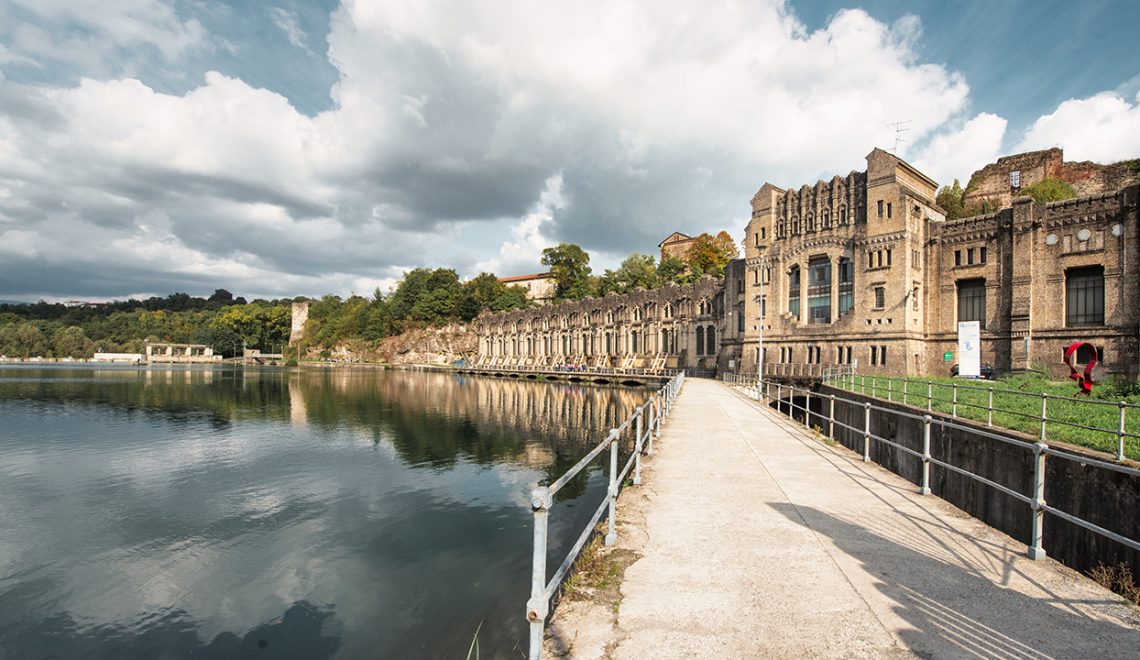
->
886 120 912 155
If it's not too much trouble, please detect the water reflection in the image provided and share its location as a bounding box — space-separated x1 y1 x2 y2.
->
0 365 648 658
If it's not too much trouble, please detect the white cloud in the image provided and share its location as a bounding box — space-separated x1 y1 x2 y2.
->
269 7 310 52
0 0 987 299
911 113 1008 186
474 174 565 276
1017 90 1140 163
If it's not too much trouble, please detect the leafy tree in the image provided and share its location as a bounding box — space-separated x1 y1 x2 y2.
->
599 253 659 295
684 231 738 278
656 254 686 284
52 326 95 358
542 243 593 300
0 322 48 357
1021 178 1076 204
936 179 968 220
207 289 235 307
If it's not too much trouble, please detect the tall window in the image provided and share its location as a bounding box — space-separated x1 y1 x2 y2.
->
788 265 801 318
706 326 717 352
838 258 854 315
696 327 705 355
1066 266 1105 326
737 302 744 332
807 256 831 324
957 278 986 328
873 286 885 309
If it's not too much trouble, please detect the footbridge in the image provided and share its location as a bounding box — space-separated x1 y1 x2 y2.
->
533 377 1140 658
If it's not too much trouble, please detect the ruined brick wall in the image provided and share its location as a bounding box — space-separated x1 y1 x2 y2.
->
963 148 1139 211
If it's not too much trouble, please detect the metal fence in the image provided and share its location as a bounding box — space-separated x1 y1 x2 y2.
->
722 377 1140 567
525 371 685 660
822 372 1139 462
466 363 679 378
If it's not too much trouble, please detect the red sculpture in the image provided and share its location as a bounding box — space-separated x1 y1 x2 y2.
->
1063 342 1097 395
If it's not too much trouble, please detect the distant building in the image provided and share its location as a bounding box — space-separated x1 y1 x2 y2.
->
658 232 696 265
498 273 557 304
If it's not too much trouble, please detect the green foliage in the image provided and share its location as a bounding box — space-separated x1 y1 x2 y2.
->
684 231 738 278
656 254 686 284
542 243 594 300
1113 158 1140 173
1021 177 1076 204
598 253 659 295
936 179 968 220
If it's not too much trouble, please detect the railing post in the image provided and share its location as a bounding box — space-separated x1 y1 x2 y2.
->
952 383 958 417
887 377 892 402
526 487 553 660
1028 443 1047 560
633 411 643 485
829 394 836 439
871 376 876 398
927 380 932 412
605 433 619 546
902 379 908 406
1040 393 1048 442
861 375 866 395
1117 402 1126 462
806 388 812 429
654 394 662 440
863 401 871 462
777 383 783 415
921 415 932 495
987 387 994 427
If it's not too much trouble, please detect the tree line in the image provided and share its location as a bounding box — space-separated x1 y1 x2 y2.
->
1 231 740 359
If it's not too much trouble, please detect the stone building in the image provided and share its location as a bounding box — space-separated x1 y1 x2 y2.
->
474 277 725 372
732 148 944 377
477 148 1140 381
658 232 697 264
962 148 1138 211
498 272 557 304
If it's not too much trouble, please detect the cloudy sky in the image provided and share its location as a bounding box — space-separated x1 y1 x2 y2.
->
1 0 1138 302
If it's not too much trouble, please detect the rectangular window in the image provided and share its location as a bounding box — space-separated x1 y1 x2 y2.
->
874 286 885 309
846 346 852 364
980 247 987 264
761 227 767 240
871 345 878 366
877 200 884 217
788 266 801 318
912 282 920 311
957 278 986 328
886 249 892 267
868 250 874 267
955 250 961 267
1066 266 1105 326
887 203 892 218
761 296 767 318
967 248 974 265
807 256 832 324
754 269 760 285
838 258 854 315
737 302 744 332
880 345 887 366
755 232 760 247
836 346 843 364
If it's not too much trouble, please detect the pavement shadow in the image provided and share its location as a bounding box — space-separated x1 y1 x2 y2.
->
767 501 1140 659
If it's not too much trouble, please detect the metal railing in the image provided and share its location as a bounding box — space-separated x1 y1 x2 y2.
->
822 372 1139 462
467 363 679 378
724 378 1140 567
526 371 685 659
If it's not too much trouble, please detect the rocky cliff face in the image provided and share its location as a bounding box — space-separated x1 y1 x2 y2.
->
302 324 476 365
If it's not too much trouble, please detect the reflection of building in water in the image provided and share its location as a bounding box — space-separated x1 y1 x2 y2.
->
288 370 649 454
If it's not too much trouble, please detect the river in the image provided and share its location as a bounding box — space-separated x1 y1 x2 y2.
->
0 365 648 659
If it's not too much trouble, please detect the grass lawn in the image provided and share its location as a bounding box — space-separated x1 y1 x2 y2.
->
833 372 1140 461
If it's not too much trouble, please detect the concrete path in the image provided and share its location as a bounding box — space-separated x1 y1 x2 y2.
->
545 378 1140 659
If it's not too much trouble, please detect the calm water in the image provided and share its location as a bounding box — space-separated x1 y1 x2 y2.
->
0 365 648 659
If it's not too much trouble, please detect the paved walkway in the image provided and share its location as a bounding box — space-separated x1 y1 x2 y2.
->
545 378 1140 658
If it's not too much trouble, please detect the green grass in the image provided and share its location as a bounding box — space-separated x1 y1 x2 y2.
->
835 373 1140 460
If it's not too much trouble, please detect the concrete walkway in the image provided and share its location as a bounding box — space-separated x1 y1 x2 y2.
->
545 378 1140 659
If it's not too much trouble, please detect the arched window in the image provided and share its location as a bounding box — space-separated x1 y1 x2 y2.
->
696 326 705 355
839 206 847 224
631 330 639 354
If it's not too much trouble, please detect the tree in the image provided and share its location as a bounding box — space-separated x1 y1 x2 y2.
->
52 326 95 358
542 243 593 300
598 253 659 295
207 289 235 307
656 254 686 284
936 179 967 220
685 231 738 278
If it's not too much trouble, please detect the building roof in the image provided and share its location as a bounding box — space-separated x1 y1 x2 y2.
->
498 272 553 283
657 232 693 247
